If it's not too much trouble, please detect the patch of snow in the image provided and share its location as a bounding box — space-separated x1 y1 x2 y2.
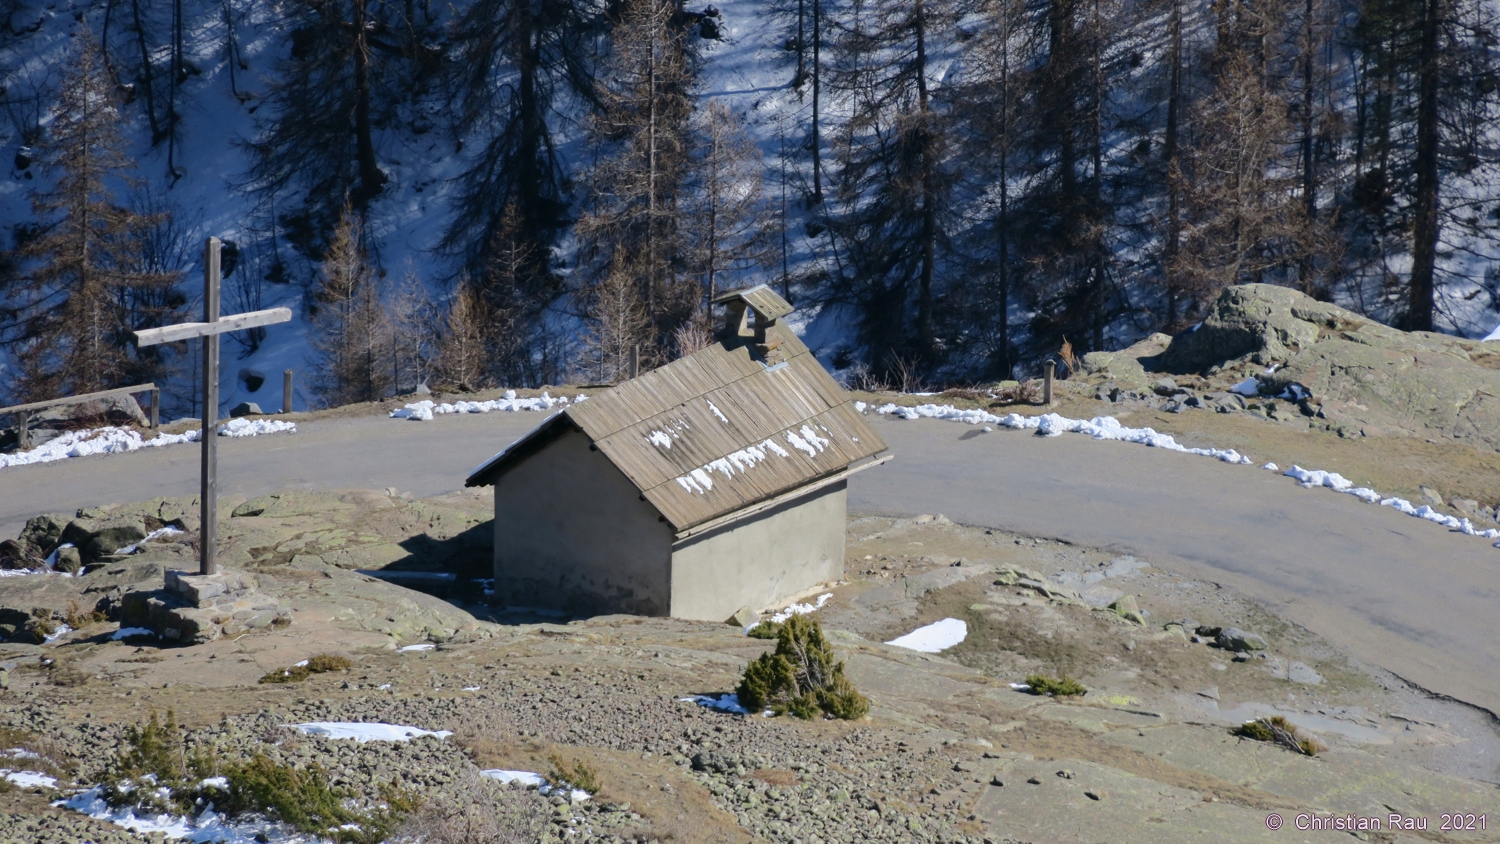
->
1008 682 1031 691
42 624 73 645
854 401 868 413
4 749 40 759
1484 323 1500 341
707 399 730 424
115 526 188 555
681 693 752 715
218 418 296 437
647 430 674 449
199 777 229 790
398 643 435 652
1229 377 1262 396
390 391 565 421
765 593 832 624
1261 462 1279 471
1283 465 1353 491
110 627 156 641
291 659 309 668
479 769 590 801
287 722 452 742
56 786 285 843
462 686 482 692
481 770 547 787
3 770 58 788
377 684 393 690
885 618 968 653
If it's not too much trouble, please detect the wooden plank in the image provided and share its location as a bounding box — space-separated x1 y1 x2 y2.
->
1 383 159 416
132 307 292 347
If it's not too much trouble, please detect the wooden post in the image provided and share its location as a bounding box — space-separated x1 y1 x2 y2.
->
149 388 160 430
1043 359 1056 407
629 345 640 380
17 411 29 451
129 240 290 579
283 369 293 414
201 238 221 576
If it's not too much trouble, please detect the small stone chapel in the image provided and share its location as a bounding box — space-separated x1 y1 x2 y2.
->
465 285 891 621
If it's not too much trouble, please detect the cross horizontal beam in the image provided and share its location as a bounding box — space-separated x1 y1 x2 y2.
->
132 307 293 347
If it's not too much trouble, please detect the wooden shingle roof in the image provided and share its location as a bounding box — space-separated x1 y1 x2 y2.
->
467 296 889 532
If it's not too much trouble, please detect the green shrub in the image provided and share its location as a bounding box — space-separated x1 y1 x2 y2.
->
222 754 416 844
258 654 352 684
746 621 782 639
1233 716 1323 756
108 710 217 813
1024 674 1087 697
547 753 601 794
306 654 352 673
736 615 869 720
259 665 311 684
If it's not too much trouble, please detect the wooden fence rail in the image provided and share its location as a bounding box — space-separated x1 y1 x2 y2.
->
1 383 160 450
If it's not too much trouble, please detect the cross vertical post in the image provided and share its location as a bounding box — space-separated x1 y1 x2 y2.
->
130 237 292 577
201 238 221 575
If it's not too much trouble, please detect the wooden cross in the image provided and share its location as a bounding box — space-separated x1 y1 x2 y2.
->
132 237 292 575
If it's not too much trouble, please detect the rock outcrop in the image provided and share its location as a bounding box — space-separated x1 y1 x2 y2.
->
1099 284 1500 450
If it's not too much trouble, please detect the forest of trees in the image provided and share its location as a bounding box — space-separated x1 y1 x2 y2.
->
4 0 1500 408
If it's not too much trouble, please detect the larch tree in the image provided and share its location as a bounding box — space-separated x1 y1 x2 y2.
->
245 0 441 261
950 0 1029 378
4 34 179 403
308 205 391 406
574 0 699 358
827 0 951 375
1345 0 1500 330
681 101 771 312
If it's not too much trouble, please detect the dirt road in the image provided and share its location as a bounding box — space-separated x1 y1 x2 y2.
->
3 410 1497 716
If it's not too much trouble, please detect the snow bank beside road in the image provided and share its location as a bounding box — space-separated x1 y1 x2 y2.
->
390 390 573 420
871 402 1500 549
875 404 1253 464
0 420 296 470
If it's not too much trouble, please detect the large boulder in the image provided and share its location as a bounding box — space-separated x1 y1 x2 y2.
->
1159 284 1500 450
1161 284 1352 372
32 393 149 429
1080 333 1172 390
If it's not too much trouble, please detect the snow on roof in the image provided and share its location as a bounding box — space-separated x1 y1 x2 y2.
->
466 300 888 532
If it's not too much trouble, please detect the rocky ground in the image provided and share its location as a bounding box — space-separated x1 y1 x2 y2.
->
1 499 1498 843
2 283 1499 842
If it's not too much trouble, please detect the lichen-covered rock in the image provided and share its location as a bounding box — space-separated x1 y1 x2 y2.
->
1162 284 1343 371
1156 284 1500 450
1217 627 1268 651
1080 333 1172 389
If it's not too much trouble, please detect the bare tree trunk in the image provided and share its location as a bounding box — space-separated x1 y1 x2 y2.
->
352 0 385 205
811 0 823 201
131 0 163 143
1409 0 1440 331
1164 0 1182 326
915 0 936 354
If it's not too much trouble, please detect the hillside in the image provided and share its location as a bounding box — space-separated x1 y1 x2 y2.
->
4 0 1500 417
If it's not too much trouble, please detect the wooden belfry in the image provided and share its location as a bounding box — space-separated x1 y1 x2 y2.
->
132 238 291 575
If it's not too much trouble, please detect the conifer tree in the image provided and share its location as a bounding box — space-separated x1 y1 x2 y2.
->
5 34 179 403
574 0 699 356
308 205 390 405
828 0 950 373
